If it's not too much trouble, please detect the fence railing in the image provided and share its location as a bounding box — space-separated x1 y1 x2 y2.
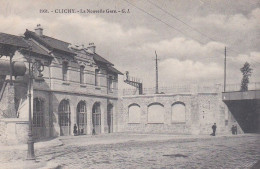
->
225 82 260 92
121 82 260 96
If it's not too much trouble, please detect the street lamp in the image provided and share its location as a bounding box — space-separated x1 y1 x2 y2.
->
27 46 44 160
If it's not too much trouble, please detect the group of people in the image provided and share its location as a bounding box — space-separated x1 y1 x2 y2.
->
74 124 97 136
73 124 84 136
231 125 238 135
210 123 238 136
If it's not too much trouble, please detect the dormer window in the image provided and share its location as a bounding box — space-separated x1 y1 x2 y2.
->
62 62 68 81
80 65 85 84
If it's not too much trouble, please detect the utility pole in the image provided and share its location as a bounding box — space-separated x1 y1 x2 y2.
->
224 46 226 92
155 50 159 94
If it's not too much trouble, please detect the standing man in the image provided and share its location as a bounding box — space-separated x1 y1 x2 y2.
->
234 125 237 135
212 123 217 136
73 124 78 136
231 125 235 135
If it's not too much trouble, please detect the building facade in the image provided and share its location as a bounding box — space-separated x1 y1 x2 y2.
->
0 24 123 142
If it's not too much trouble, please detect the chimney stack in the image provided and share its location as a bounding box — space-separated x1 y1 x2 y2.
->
87 43 96 53
35 24 43 36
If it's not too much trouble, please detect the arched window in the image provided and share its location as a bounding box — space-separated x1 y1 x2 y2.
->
62 62 68 81
80 66 85 84
171 102 186 123
147 103 164 123
33 98 44 127
59 99 71 136
92 102 101 134
77 101 87 134
128 104 141 123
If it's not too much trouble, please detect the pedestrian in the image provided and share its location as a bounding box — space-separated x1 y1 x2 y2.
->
234 125 237 135
73 124 77 136
92 128 96 135
211 123 217 136
231 125 235 135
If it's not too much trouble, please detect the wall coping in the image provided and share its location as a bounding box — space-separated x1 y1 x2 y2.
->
122 92 220 98
122 93 192 98
0 118 28 123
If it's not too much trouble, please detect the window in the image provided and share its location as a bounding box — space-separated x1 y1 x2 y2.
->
33 98 44 127
95 69 99 86
80 66 85 84
62 62 68 81
77 101 87 133
128 104 141 123
147 103 164 123
171 102 186 123
59 99 71 126
108 76 113 91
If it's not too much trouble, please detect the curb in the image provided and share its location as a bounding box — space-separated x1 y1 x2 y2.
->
0 138 63 151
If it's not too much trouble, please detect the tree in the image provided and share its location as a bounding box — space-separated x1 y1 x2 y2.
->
240 62 253 91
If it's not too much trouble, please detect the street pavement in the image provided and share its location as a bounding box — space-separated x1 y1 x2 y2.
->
0 133 259 169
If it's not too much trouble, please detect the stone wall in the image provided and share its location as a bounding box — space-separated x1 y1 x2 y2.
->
0 118 28 145
118 93 237 135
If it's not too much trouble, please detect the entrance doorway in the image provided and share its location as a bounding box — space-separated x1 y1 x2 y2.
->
77 101 87 135
58 99 71 136
92 102 101 134
107 104 113 133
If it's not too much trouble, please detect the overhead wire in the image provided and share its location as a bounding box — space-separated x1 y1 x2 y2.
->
144 0 260 65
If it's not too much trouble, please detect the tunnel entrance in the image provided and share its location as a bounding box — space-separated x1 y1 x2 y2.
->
224 99 260 133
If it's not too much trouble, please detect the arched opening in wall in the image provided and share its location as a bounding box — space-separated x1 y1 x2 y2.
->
147 103 164 123
171 102 186 123
33 98 44 139
128 104 141 123
77 101 87 135
58 99 71 136
92 102 101 134
107 104 113 133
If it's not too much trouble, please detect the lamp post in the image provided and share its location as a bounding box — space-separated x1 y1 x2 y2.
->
27 46 44 160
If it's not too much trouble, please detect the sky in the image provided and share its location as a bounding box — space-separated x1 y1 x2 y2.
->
0 0 259 89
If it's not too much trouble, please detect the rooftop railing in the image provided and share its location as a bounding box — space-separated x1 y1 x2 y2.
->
121 82 260 96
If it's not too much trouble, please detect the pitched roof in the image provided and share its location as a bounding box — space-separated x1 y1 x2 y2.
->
23 39 52 58
107 66 123 75
24 30 75 55
93 53 113 66
0 33 29 48
24 30 120 70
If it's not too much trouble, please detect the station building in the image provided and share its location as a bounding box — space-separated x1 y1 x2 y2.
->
0 24 123 143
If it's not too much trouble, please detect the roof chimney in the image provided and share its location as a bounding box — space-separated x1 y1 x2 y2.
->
87 43 96 53
35 24 43 36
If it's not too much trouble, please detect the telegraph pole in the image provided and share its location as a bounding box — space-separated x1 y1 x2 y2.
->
155 50 159 94
224 46 226 92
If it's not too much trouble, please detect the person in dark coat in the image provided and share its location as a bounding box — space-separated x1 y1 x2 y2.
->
73 124 78 136
234 125 237 135
92 128 96 135
212 123 217 136
231 125 235 135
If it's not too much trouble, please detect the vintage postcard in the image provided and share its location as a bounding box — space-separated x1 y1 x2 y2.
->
0 0 259 168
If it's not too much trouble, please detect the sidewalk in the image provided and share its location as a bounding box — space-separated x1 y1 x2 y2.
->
0 137 63 151
0 138 62 169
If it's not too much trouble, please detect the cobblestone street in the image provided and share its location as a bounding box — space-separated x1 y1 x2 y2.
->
0 134 259 169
